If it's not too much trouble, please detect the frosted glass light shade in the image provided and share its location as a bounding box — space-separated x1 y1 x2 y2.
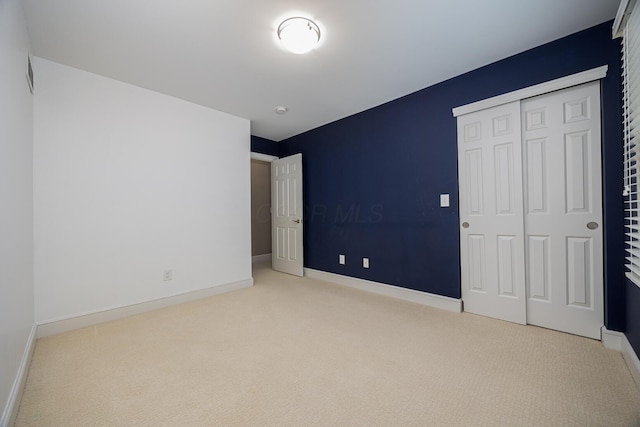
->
277 17 321 54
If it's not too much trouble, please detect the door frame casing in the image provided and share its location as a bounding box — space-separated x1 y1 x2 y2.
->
452 66 608 118
251 152 278 162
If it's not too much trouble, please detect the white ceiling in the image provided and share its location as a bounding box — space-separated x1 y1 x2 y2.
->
23 0 619 142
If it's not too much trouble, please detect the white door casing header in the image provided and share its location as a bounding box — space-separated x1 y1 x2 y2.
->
452 66 608 117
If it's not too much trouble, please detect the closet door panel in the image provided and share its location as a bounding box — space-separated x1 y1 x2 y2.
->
458 101 527 324
522 81 603 340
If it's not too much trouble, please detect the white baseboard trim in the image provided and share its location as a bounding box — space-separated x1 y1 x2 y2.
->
1 324 37 427
36 278 254 338
602 327 624 351
602 327 640 391
304 268 462 313
252 254 271 263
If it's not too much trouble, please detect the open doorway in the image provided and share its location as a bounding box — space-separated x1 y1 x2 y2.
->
251 158 272 263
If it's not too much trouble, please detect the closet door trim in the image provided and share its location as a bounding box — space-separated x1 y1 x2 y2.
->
452 66 608 118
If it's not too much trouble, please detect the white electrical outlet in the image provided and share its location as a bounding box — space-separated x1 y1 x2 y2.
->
339 254 346 265
363 258 369 268
440 194 450 207
163 270 173 281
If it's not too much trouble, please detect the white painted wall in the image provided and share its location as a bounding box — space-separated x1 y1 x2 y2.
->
33 58 252 323
0 0 35 423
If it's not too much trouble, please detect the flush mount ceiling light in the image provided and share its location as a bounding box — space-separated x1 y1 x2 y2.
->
277 17 321 54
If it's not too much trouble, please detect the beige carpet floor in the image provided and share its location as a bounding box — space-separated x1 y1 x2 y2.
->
15 263 640 426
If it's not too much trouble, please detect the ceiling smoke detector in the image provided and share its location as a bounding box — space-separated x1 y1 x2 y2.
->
277 17 321 54
275 106 288 115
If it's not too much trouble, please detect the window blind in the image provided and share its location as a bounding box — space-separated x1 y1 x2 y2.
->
622 0 640 286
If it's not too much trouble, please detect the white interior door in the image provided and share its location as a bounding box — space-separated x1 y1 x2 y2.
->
522 81 603 339
458 101 527 324
271 153 304 276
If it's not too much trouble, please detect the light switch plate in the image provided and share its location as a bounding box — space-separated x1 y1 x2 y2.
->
440 194 450 207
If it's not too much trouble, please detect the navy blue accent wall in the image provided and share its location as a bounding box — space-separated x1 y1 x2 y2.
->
278 22 627 332
251 135 279 156
627 280 640 356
